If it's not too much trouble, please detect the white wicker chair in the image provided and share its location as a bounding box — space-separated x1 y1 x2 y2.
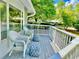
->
19 27 34 41
8 31 31 58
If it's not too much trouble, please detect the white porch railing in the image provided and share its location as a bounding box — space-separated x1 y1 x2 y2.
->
49 26 79 59
49 26 78 52
8 23 79 59
25 24 49 35
59 37 79 59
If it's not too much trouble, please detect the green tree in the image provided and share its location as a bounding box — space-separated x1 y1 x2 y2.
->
74 4 79 31
61 4 76 29
9 7 21 18
54 1 65 21
61 11 73 29
0 2 6 22
55 1 77 29
32 0 56 21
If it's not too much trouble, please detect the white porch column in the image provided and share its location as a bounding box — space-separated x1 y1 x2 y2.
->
21 11 23 30
0 5 1 44
23 9 26 29
0 19 1 44
6 3 9 47
6 3 9 32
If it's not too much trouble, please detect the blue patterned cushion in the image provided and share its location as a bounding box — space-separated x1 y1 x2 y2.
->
32 36 39 42
29 42 40 57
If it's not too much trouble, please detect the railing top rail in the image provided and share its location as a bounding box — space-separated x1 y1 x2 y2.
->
59 37 79 58
25 24 79 38
51 26 79 38
25 24 50 27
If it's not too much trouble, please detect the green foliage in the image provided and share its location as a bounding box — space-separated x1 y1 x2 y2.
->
55 2 79 29
9 7 21 17
0 3 6 22
9 7 22 23
74 19 79 31
61 11 72 29
75 4 79 12
74 24 79 31
32 0 56 20
73 4 79 31
0 3 5 9
57 1 65 8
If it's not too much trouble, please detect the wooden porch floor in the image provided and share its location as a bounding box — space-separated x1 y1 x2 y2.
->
2 35 55 59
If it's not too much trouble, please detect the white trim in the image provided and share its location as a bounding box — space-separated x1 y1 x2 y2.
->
20 0 36 14
51 26 78 38
21 11 23 30
12 17 23 20
23 9 25 27
6 3 10 47
6 3 9 32
0 19 1 44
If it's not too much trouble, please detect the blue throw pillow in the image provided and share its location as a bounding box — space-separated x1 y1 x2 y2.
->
29 42 40 57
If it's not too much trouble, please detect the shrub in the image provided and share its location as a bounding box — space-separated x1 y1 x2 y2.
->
74 24 79 31
74 20 79 31
61 11 73 29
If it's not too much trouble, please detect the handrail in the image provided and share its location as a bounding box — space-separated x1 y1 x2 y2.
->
59 37 79 59
19 24 79 59
25 24 78 38
26 24 78 37
49 26 79 52
25 24 50 35
50 26 78 38
49 26 79 59
25 24 50 27
7 23 79 59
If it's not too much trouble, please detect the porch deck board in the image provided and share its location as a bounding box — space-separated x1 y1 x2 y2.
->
3 35 55 59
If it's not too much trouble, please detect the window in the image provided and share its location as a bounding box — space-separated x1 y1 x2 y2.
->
0 2 7 40
9 6 22 32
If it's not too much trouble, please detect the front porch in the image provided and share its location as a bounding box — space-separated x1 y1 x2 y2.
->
0 24 79 59
1 25 55 59
2 34 55 59
1 0 79 59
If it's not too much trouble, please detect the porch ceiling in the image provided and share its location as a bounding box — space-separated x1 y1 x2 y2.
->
2 0 36 15
21 0 36 14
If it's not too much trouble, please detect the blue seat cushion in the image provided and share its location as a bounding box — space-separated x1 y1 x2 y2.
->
49 53 61 59
28 42 40 57
32 36 39 42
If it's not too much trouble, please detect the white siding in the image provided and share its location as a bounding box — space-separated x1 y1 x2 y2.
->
3 0 24 12
20 0 35 13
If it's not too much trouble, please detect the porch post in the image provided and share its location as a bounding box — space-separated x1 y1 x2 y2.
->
21 11 23 30
23 8 25 29
6 3 9 47
0 19 1 44
0 5 1 44
6 3 9 33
